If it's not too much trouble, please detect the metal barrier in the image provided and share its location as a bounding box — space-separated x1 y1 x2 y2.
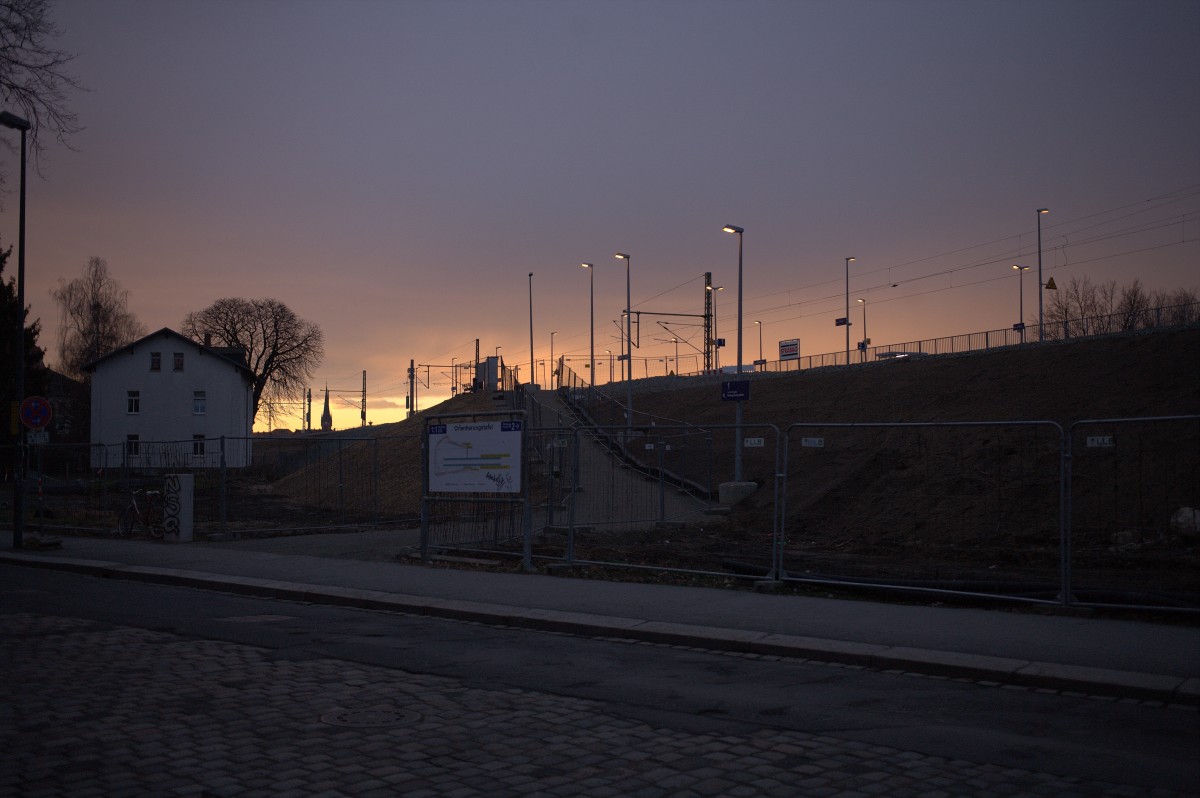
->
781 421 1066 605
1067 416 1200 610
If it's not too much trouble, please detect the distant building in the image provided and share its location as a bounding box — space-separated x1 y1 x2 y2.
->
320 385 332 431
87 327 255 468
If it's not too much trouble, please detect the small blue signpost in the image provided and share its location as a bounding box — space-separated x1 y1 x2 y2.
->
721 380 750 401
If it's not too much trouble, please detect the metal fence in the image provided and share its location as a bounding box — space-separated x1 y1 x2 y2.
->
2 434 423 538
556 300 1200 379
415 393 1197 611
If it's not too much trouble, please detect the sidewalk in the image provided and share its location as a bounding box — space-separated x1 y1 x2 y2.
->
2 528 1197 705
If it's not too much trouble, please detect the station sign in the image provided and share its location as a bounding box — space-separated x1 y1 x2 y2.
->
721 380 750 401
779 339 799 361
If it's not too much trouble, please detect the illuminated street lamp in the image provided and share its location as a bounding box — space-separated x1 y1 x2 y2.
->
856 298 868 362
1 109 30 550
722 225 745 482
615 253 632 431
1013 264 1030 343
844 257 856 362
581 263 594 391
1037 208 1049 341
754 321 763 370
672 337 679 373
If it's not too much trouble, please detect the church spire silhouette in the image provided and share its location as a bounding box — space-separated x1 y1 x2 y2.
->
320 384 333 431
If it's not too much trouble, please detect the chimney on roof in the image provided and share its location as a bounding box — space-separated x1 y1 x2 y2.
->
204 333 212 347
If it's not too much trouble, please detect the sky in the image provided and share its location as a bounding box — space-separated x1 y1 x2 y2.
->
2 0 1198 431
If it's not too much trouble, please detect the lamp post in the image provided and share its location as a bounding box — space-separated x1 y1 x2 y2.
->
549 331 556 390
452 357 457 395
581 263 594 391
856 298 868 362
615 253 632 432
844 256 856 363
1 110 30 550
527 273 535 386
723 225 745 482
672 337 679 373
1013 264 1030 343
754 321 763 370
1036 208 1049 342
605 349 613 384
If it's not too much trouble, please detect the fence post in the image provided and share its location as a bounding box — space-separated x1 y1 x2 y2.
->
373 438 380 519
337 438 345 527
657 439 666 522
219 435 227 537
1059 424 1072 608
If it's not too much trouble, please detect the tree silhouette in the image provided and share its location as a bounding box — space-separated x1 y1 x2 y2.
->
181 298 324 424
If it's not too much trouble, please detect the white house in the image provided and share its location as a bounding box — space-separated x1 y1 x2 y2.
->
89 328 255 468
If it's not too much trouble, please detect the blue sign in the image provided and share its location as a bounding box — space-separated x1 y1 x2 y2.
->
429 424 447 434
835 317 849 326
721 380 750 401
501 421 523 431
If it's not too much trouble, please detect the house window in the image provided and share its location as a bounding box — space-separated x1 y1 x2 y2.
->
192 435 206 457
193 390 207 415
127 390 140 414
126 434 140 457
150 352 161 372
173 352 185 371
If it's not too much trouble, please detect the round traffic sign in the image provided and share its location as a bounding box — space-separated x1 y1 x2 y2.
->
19 396 52 430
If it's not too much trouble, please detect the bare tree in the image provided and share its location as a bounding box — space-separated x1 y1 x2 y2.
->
0 0 82 166
50 256 145 381
1043 276 1199 340
181 298 324 423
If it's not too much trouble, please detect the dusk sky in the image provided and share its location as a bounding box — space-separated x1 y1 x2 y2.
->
2 0 1197 430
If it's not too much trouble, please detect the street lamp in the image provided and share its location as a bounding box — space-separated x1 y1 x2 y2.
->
844 257 856 363
581 263 594 391
549 331 557 390
528 272 535 386
615 253 632 431
754 321 763 370
1 109 30 550
1036 208 1049 342
1013 264 1030 343
672 337 679 374
605 349 613 384
452 357 457 395
856 298 868 362
722 225 745 483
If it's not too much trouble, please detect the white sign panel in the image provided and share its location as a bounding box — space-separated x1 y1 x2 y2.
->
428 420 523 493
779 338 800 361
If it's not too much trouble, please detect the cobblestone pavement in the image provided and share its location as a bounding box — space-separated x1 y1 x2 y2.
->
0 612 1187 798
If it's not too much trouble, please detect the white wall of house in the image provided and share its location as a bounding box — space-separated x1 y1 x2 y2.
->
90 329 255 468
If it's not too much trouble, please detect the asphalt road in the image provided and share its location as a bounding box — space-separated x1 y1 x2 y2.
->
2 565 1197 797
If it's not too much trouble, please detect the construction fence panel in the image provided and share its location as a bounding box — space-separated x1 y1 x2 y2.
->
558 424 778 577
781 421 1065 604
420 411 528 557
1067 416 1200 610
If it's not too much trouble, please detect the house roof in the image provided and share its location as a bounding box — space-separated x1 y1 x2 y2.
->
86 327 255 381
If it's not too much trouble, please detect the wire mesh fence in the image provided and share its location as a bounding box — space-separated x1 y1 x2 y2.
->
1067 416 1200 609
780 422 1065 603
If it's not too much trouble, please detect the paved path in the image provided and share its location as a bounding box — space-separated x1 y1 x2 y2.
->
3 610 1193 798
2 530 1197 706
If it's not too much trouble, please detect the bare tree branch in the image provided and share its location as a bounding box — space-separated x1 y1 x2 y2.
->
181 297 324 423
0 0 83 168
49 256 145 381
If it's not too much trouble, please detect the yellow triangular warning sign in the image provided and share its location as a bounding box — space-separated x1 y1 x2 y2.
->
1045 277 1057 290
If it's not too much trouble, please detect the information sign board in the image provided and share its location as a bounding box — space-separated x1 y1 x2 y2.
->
428 420 523 493
721 381 750 401
779 339 799 361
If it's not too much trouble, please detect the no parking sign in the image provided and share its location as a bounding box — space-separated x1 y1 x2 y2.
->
19 396 52 430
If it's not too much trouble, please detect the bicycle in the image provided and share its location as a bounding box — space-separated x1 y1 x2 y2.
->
116 489 163 538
